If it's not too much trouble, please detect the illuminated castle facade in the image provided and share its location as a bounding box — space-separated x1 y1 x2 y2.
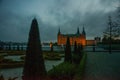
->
57 27 86 46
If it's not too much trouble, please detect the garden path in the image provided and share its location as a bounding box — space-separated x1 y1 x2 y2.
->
83 52 120 80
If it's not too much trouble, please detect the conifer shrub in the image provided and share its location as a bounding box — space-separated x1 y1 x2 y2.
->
23 18 46 80
64 37 72 63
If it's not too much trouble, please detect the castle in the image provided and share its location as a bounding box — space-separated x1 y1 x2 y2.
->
57 27 86 46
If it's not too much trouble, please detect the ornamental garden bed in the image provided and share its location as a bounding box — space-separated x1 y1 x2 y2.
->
48 53 87 80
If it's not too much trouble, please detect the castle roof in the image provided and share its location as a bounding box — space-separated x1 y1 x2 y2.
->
58 26 86 37
62 33 82 37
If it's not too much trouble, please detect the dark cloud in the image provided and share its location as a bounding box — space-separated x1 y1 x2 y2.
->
0 0 118 42
0 0 2 3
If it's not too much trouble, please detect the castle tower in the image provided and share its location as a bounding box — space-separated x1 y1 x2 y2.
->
57 27 61 45
82 26 86 36
58 27 61 35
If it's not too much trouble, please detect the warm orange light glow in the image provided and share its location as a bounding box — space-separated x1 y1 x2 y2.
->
57 34 86 46
50 42 53 47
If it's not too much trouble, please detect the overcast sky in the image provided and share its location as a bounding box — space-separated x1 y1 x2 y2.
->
0 0 119 42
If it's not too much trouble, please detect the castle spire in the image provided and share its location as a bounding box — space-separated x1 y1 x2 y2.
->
77 27 80 34
82 25 86 36
58 27 61 35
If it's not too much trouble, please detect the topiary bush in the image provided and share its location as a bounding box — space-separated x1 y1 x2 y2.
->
64 37 72 63
23 18 46 79
73 53 87 80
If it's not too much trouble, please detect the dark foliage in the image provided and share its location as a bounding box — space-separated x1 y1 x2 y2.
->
74 41 77 54
77 45 82 62
102 35 120 44
0 75 18 80
48 53 86 80
48 62 75 80
77 44 81 56
0 41 4 50
0 75 4 80
23 18 46 80
73 44 83 64
64 37 72 63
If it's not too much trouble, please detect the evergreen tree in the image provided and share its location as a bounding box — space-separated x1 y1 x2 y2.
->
77 44 81 56
64 37 72 63
77 44 83 61
74 41 77 54
73 41 79 64
0 75 4 80
23 18 46 80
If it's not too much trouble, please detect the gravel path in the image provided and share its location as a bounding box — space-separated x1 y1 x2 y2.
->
83 52 120 80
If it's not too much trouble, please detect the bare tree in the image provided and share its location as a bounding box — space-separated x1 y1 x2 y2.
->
103 16 118 39
103 4 120 39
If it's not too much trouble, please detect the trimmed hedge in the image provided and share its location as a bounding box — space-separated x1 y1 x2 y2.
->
48 53 87 80
0 58 24 68
73 53 87 80
0 62 24 68
48 62 76 77
44 52 61 60
20 52 62 60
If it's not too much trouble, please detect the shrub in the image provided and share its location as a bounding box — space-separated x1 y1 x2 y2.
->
73 53 87 80
0 75 4 80
48 62 76 77
74 41 77 54
73 44 84 65
64 37 72 63
48 52 87 80
23 18 46 79
72 54 81 64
